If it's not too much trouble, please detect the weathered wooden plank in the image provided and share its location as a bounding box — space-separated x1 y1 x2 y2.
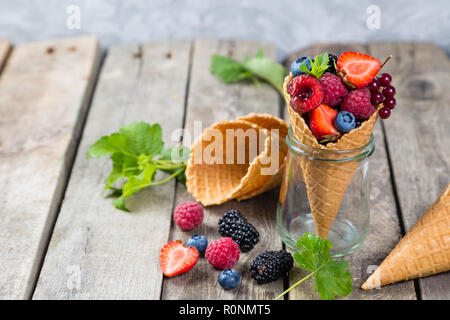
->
0 36 101 299
284 43 416 300
0 40 11 71
162 39 284 300
369 42 450 300
33 41 191 299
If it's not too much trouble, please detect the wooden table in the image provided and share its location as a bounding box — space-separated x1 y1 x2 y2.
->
0 37 448 300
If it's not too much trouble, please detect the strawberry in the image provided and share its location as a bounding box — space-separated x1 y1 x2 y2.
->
160 240 199 277
337 52 381 88
309 104 340 142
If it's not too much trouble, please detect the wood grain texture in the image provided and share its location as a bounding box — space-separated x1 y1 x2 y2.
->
33 41 191 299
0 36 101 299
369 42 450 300
284 43 416 300
162 39 284 300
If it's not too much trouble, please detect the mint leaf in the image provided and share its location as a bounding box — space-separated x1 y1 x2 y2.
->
276 233 352 300
87 122 189 212
211 51 287 94
300 53 329 79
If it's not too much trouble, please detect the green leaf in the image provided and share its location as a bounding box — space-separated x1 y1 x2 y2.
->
119 122 164 157
87 133 134 158
211 55 252 83
161 145 190 163
113 195 128 212
123 164 157 198
243 57 287 92
277 233 352 300
315 260 352 300
300 53 329 79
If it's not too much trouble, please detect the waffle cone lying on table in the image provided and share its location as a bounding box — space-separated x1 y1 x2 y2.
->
361 184 450 290
283 52 395 238
186 114 289 206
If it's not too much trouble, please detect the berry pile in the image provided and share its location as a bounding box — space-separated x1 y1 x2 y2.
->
250 250 294 284
218 209 260 252
288 51 396 144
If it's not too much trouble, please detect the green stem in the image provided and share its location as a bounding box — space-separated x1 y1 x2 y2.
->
122 168 184 197
275 265 324 300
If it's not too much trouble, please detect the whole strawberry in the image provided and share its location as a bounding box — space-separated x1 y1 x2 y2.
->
341 88 375 120
205 238 240 270
319 72 348 107
174 201 204 231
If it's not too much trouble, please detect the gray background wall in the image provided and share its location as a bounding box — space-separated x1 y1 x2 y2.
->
1 0 449 60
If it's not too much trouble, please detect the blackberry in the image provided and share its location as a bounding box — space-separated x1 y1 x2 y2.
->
326 53 338 74
250 250 293 284
218 210 259 252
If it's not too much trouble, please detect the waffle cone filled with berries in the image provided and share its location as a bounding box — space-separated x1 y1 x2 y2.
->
186 114 289 206
283 52 394 239
361 184 450 290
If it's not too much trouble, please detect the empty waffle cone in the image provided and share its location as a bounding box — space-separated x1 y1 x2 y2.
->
283 73 379 238
186 116 288 206
362 184 450 290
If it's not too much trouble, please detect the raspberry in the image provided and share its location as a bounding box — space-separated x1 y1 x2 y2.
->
173 201 204 231
288 75 324 113
319 72 348 106
341 88 375 120
205 238 240 270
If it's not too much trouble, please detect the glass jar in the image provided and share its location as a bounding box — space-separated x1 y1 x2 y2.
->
277 127 375 257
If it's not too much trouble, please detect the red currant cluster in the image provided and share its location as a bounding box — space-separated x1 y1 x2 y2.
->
368 73 396 119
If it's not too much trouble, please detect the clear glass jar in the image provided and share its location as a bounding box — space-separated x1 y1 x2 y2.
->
277 127 375 257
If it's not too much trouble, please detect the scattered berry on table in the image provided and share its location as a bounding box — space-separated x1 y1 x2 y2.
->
173 201 204 231
290 56 313 76
309 103 340 142
335 111 356 133
370 91 384 105
326 53 338 74
288 75 324 113
186 234 208 254
337 51 381 88
205 237 240 270
384 97 396 109
218 209 259 252
319 72 348 107
218 269 241 290
382 85 396 98
341 87 375 120
250 250 293 284
378 73 392 86
159 240 199 277
379 107 391 119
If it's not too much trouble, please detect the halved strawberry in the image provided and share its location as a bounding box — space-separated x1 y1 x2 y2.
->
309 104 340 142
160 240 199 277
337 52 381 88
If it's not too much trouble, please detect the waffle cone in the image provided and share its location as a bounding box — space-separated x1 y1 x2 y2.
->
186 115 288 206
283 74 379 238
361 184 450 290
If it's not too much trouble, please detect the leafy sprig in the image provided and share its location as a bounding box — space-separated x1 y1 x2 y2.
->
299 53 330 79
276 233 352 300
211 49 287 94
87 122 189 211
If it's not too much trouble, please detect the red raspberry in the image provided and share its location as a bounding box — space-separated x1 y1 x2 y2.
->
319 72 348 106
205 238 240 269
173 201 204 231
287 75 324 113
341 88 375 119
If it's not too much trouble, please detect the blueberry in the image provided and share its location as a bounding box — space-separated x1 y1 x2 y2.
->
186 234 208 254
290 56 313 76
335 111 356 133
218 269 240 290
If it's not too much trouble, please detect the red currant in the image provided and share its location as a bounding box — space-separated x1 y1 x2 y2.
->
384 97 396 109
371 92 384 105
379 107 391 119
379 73 392 86
368 79 380 93
382 85 396 98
